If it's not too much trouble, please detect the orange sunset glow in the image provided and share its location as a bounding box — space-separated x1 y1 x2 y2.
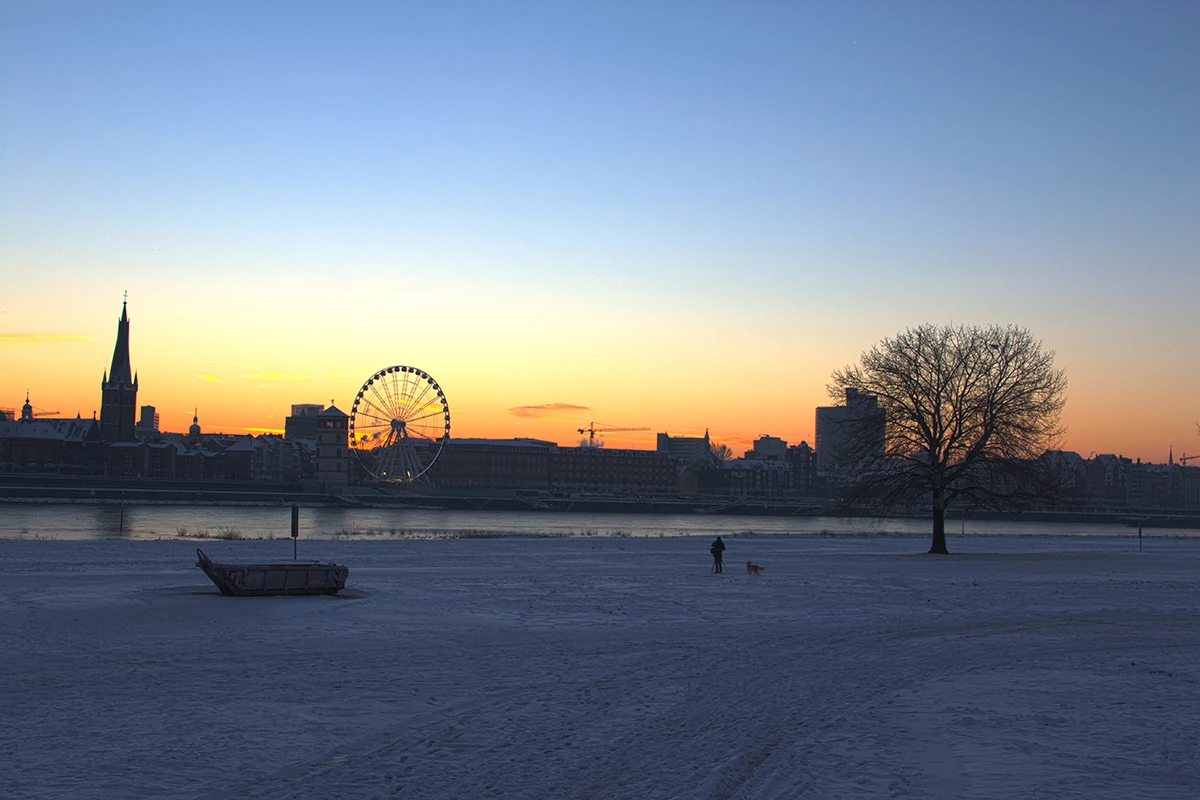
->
3 295 1196 465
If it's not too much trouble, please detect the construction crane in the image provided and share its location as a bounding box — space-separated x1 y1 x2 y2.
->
19 392 58 421
1183 426 1200 465
577 422 650 447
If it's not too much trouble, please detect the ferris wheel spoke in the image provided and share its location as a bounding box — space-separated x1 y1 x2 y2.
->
407 373 433 413
354 425 390 438
373 375 401 420
396 388 436 424
397 371 422 414
396 371 415 417
355 391 385 417
401 408 446 428
352 427 390 441
397 379 426 417
353 412 392 433
387 371 407 415
406 381 440 420
353 408 393 425
397 370 420 410
359 396 397 425
359 398 394 419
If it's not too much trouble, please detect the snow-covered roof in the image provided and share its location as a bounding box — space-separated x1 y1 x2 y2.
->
445 438 556 449
720 459 792 471
39 418 100 441
0 421 62 440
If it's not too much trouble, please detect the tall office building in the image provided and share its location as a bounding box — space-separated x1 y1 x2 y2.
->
815 388 885 473
656 430 712 464
285 403 325 441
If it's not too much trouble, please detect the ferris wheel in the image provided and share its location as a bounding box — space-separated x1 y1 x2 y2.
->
349 365 450 483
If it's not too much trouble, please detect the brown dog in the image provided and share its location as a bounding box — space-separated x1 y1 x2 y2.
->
746 561 764 576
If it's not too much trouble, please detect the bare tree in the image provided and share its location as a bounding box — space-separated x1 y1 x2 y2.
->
710 441 734 463
828 323 1067 554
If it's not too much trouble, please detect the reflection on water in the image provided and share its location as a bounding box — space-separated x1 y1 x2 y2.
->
0 502 1191 541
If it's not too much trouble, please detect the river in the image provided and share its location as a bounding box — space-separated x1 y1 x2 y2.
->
1 502 1194 541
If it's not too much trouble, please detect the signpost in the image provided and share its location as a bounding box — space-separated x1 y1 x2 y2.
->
291 506 300 559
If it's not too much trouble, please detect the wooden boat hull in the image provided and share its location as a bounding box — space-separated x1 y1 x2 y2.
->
196 548 348 596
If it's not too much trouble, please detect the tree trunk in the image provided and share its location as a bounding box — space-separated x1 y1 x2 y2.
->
929 488 950 555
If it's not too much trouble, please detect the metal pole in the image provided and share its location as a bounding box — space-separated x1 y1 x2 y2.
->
291 506 300 559
1138 521 1143 552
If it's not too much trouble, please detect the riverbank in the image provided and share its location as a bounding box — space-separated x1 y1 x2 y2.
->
4 474 1200 529
5 501 1199 543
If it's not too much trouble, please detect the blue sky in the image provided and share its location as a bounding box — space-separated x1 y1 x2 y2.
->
2 1 1198 458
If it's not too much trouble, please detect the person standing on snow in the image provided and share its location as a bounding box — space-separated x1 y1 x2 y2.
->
710 536 726 573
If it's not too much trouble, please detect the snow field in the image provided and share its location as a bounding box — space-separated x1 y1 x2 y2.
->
2 534 1198 799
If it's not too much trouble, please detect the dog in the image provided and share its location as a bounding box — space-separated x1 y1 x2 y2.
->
746 561 764 576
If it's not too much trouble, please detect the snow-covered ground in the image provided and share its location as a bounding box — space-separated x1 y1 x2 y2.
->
3 534 1198 799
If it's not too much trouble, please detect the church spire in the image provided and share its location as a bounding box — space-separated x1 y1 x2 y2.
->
106 297 134 386
100 295 138 444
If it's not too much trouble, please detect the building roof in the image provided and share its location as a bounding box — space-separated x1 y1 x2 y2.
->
444 437 556 449
41 417 101 442
721 459 793 471
318 405 348 418
0 421 63 441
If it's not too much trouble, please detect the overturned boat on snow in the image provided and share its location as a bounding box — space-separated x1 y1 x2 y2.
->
196 548 349 596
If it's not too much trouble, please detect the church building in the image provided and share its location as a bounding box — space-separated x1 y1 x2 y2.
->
100 299 138 444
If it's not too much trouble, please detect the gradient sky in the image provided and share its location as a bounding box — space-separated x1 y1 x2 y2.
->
2 1 1198 461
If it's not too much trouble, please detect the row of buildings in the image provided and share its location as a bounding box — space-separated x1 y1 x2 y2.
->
0 301 354 491
2 301 1198 508
0 400 357 490
5 393 1198 508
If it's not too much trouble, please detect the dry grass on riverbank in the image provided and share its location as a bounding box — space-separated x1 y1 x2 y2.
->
174 525 245 540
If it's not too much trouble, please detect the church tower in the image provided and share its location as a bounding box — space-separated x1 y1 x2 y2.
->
100 298 138 444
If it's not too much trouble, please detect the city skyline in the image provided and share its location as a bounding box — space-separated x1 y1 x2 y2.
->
5 296 1195 465
3 2 1198 462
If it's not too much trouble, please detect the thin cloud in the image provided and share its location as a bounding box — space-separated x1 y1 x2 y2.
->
0 334 91 346
197 374 222 383
508 402 590 419
242 371 310 382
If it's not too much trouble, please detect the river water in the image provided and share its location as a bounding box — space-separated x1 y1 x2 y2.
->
0 502 1193 542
